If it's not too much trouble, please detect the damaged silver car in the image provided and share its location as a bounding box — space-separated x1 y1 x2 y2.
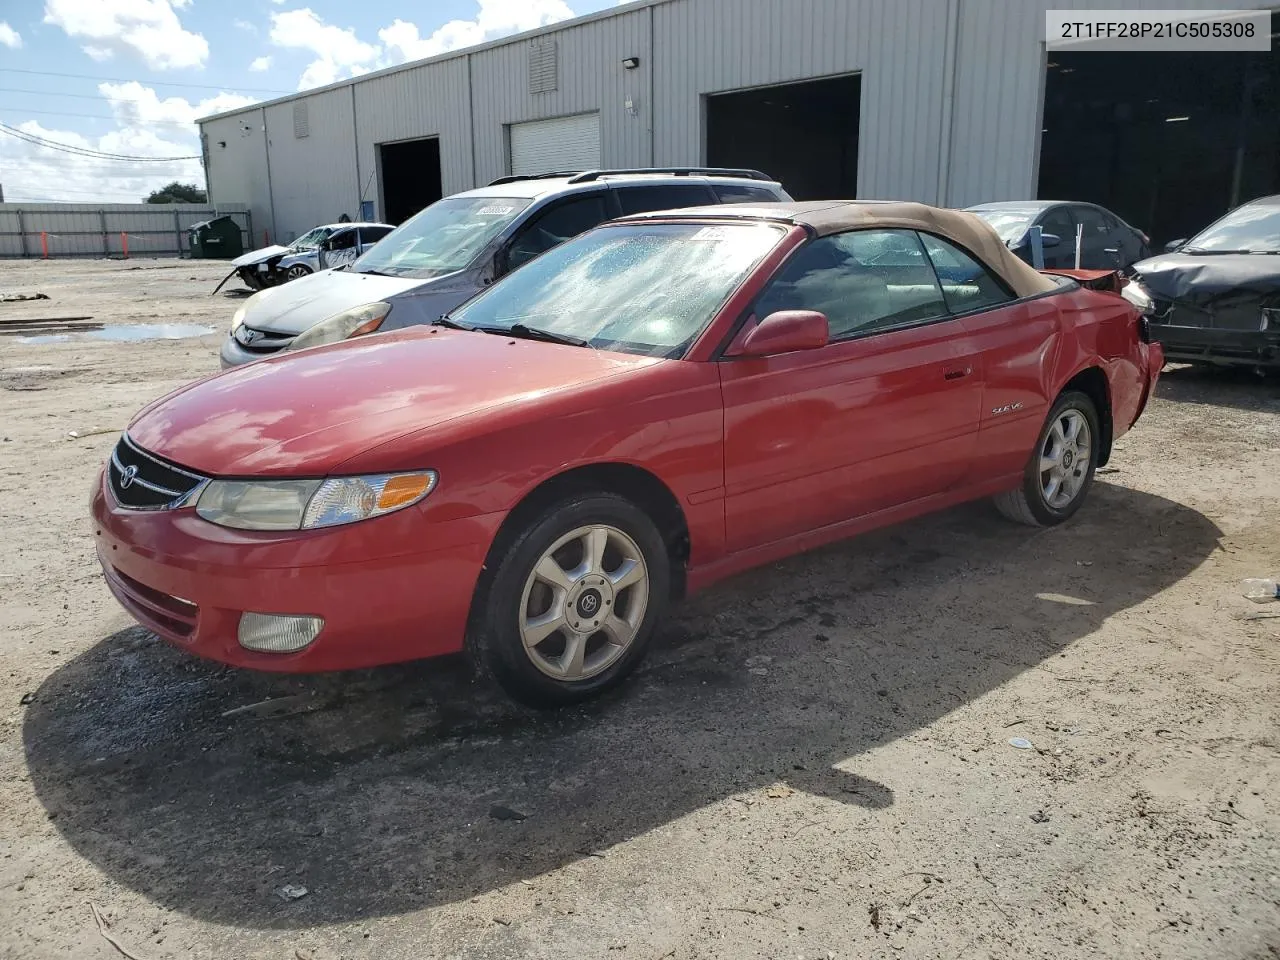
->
215 222 393 293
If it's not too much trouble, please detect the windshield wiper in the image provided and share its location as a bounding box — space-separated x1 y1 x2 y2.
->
506 323 592 348
432 315 472 330
357 267 396 277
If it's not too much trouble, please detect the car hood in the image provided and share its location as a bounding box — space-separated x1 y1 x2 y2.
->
1132 252 1280 307
129 327 661 476
239 268 427 334
232 244 290 268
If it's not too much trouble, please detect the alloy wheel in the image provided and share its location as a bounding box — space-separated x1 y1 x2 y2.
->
518 524 650 681
1039 409 1091 509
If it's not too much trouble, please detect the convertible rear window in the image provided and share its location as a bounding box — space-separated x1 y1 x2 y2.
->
450 222 786 357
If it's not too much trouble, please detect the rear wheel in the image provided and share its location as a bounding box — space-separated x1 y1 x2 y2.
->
470 494 670 707
994 390 1099 527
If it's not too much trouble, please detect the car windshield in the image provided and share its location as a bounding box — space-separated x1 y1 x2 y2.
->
1184 204 1280 253
449 221 786 358
968 208 1039 244
288 227 329 251
352 196 533 279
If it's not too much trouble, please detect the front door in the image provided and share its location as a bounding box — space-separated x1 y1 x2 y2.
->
718 229 985 553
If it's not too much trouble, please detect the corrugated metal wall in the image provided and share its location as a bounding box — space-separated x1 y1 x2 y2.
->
353 56 474 201
199 0 1277 241
0 203 250 259
468 7 652 184
203 111 273 243
261 88 360 242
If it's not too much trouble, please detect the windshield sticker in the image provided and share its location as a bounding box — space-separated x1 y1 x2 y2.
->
691 226 731 242
477 204 516 216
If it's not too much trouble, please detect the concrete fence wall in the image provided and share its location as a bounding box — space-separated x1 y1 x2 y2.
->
0 203 252 259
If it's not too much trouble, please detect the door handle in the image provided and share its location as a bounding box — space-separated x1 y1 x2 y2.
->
943 366 973 381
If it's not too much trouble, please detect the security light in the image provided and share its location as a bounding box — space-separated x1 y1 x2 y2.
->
622 56 640 69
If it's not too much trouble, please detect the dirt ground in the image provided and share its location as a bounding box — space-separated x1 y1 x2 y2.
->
0 258 1278 960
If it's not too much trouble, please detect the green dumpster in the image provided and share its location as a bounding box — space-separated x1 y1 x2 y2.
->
187 216 244 259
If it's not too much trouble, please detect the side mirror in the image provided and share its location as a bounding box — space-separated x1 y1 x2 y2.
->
1040 232 1062 249
736 310 829 357
1164 238 1187 253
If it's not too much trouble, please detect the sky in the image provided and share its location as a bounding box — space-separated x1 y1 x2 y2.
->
0 0 618 204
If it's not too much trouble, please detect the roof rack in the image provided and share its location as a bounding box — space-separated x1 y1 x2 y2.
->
486 171 585 186
566 167 774 184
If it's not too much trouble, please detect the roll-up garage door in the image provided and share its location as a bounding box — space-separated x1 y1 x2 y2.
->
509 113 601 177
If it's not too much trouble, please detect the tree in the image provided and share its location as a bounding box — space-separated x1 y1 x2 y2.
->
144 182 207 204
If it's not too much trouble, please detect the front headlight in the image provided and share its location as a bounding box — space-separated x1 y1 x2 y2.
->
195 471 437 530
288 302 391 352
1120 280 1154 317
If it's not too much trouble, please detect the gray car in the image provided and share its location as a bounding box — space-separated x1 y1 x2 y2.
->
222 168 790 367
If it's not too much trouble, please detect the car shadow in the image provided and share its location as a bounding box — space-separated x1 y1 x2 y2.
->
1156 362 1280 411
23 482 1219 929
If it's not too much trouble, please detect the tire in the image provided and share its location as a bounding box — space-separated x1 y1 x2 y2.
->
470 493 671 708
285 264 312 281
994 390 1100 527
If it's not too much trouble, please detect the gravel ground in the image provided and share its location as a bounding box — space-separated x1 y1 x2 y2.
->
1 258 1278 960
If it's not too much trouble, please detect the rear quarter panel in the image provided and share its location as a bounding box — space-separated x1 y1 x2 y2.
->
1051 286 1147 441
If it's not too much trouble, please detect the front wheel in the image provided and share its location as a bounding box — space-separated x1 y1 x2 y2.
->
285 264 312 281
470 494 670 708
994 390 1100 527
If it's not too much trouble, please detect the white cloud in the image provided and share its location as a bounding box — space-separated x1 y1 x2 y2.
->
249 55 272 72
233 19 256 34
269 8 379 90
0 22 21 48
42 0 209 70
0 84 261 204
379 0 575 64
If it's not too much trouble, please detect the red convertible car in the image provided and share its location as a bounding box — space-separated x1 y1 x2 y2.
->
92 201 1163 706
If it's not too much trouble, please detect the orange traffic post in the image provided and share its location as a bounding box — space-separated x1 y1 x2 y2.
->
40 232 48 259
121 232 129 259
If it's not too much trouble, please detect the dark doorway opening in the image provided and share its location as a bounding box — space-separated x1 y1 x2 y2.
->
1039 17 1279 247
706 74 860 200
378 137 443 225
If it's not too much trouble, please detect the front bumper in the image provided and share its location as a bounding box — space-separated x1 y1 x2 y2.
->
1148 322 1280 368
92 469 502 672
219 331 291 368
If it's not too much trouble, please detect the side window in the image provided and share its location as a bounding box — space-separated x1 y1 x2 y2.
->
754 229 948 340
358 226 392 245
614 184 715 216
506 194 609 270
919 233 1014 313
328 229 358 250
712 183 782 204
1074 206 1109 236
1039 207 1075 242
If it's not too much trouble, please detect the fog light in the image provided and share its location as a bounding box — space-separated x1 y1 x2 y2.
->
238 612 323 653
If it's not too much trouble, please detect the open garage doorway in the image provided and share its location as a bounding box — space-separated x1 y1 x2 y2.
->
706 74 860 200
378 136 443 225
1039 19 1279 247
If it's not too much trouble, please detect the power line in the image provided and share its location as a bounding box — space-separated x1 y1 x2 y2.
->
0 67 290 95
0 86 254 108
0 122 200 161
0 107 200 128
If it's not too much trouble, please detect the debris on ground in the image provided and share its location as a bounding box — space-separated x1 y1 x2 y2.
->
1030 810 1051 823
88 902 150 960
275 884 309 902
220 694 322 720
488 805 528 822
1242 578 1279 603
19 692 35 705
0 292 50 303
765 784 795 799
1008 737 1034 750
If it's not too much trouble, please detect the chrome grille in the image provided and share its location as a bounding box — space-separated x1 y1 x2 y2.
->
108 434 207 510
234 324 293 355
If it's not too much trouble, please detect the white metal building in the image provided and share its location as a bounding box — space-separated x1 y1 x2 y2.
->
198 0 1278 247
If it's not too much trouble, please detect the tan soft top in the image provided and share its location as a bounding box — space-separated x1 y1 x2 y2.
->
624 199 1060 300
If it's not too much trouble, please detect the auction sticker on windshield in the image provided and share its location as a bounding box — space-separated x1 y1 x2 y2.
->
478 204 517 216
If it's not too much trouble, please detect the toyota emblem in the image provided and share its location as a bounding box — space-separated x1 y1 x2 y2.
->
240 328 262 345
119 464 139 489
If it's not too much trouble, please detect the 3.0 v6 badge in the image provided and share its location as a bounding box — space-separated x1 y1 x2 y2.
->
990 401 1024 416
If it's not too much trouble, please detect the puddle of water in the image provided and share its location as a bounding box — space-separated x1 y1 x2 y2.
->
15 323 214 345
